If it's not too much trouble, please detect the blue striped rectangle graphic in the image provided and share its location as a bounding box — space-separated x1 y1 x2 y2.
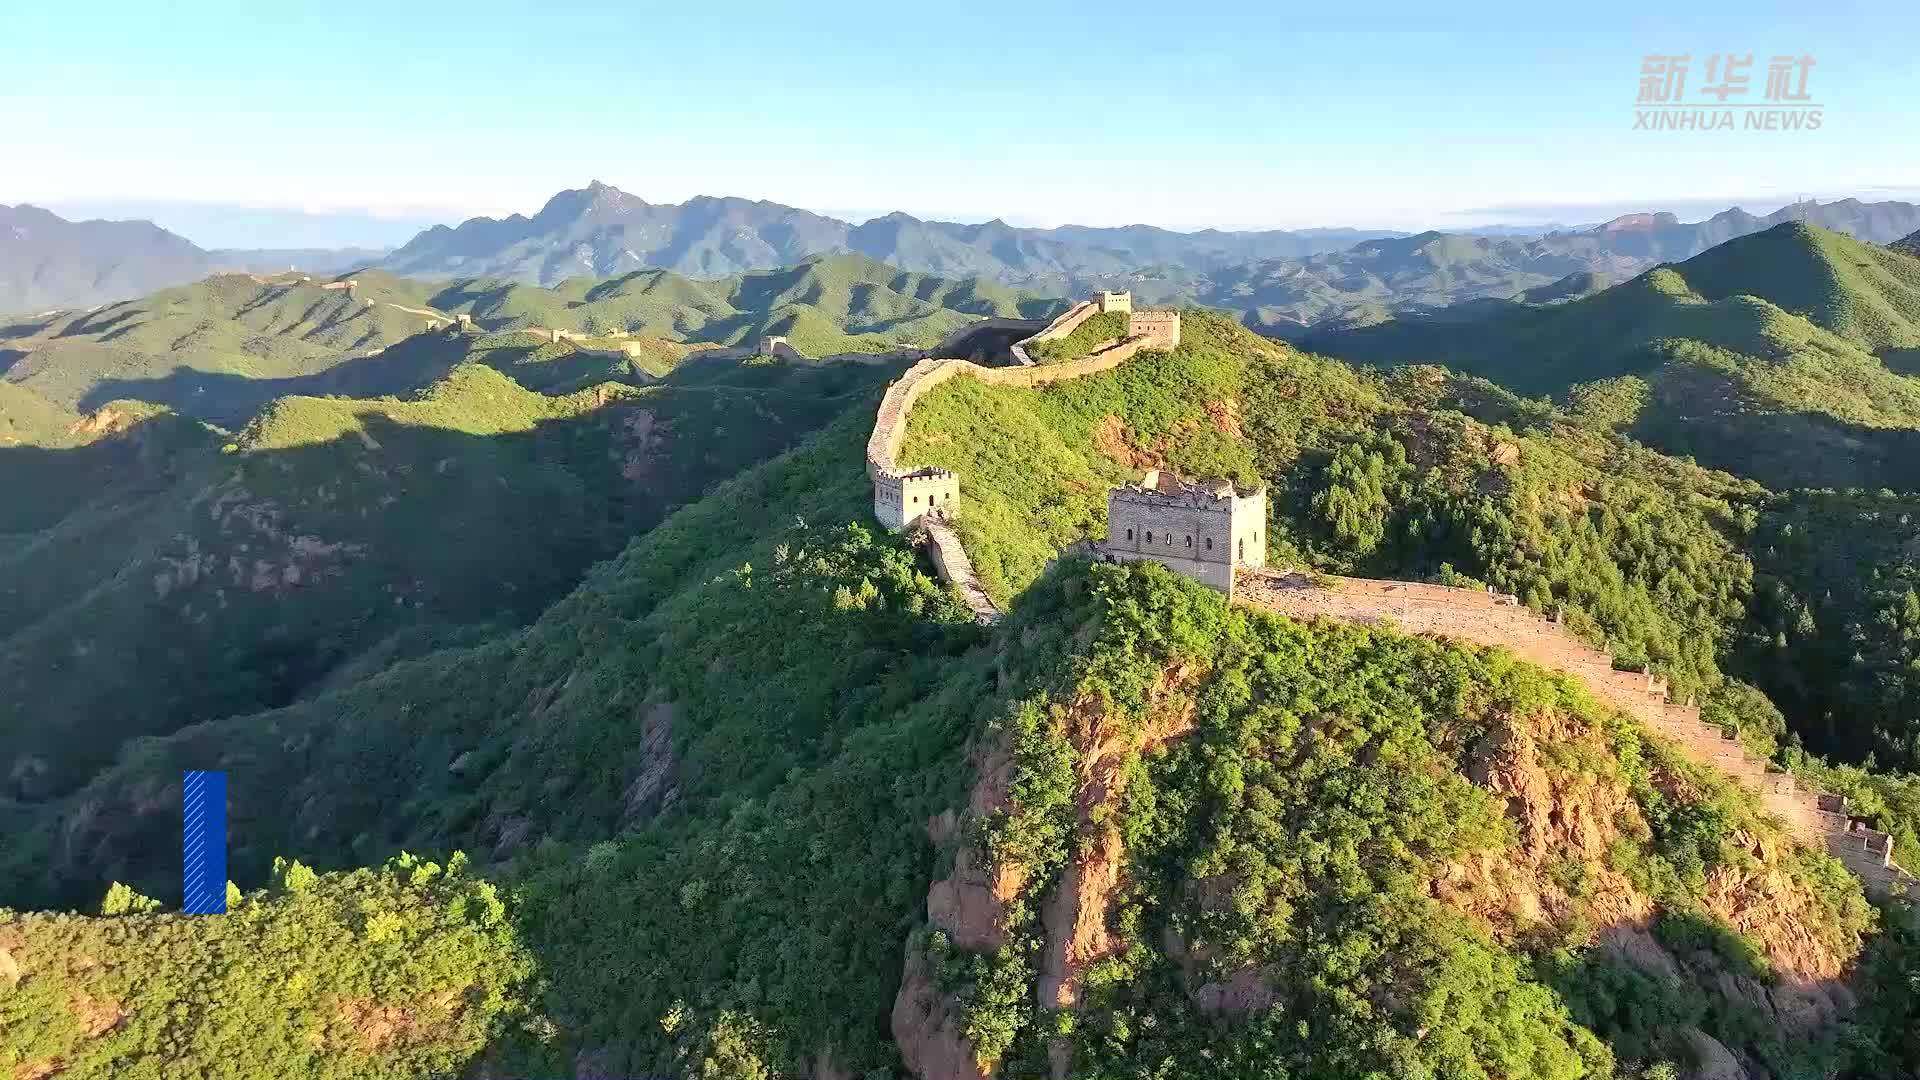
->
182 770 227 915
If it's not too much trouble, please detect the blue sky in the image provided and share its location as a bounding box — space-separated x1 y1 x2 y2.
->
4 0 1916 247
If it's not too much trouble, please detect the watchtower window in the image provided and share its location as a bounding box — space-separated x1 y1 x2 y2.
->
1238 539 1244 560
1185 535 1193 548
1164 533 1172 546
1205 538 1212 551
1126 528 1134 541
1146 531 1153 543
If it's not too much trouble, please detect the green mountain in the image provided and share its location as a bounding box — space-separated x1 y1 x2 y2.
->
1310 224 1920 490
0 255 1056 429
0 353 895 804
426 252 1057 354
0 270 453 424
0 382 78 448
5 311 1920 1079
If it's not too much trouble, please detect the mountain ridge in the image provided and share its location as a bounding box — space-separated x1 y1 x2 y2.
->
0 203 383 314
376 186 1920 334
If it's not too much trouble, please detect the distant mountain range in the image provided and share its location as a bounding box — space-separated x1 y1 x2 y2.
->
0 203 380 313
378 181 1408 286
376 186 1920 333
1093 201 1920 335
1 204 213 315
10 190 1920 333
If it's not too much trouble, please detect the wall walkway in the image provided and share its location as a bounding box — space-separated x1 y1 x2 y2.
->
1236 569 1915 898
919 512 1000 624
865 308 1175 619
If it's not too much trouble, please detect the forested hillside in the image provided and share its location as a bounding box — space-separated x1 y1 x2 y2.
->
0 271 458 424
5 300 1920 1078
0 354 896 806
1311 225 1920 490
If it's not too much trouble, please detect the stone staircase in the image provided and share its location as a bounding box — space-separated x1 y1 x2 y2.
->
914 511 1002 625
1236 569 1914 898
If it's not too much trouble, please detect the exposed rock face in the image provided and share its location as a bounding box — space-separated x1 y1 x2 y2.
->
923 739 1021 952
1446 711 1857 1035
1036 667 1198 1011
620 700 680 826
614 407 670 486
1445 712 1652 934
890 941 991 1080
1192 963 1281 1013
1682 1027 1750 1080
892 735 1017 1080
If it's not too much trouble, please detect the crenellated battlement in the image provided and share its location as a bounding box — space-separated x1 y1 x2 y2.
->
1102 470 1266 596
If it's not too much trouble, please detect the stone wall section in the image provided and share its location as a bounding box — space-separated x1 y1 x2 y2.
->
864 298 1181 621
1236 569 1916 898
1024 301 1099 344
918 512 1001 625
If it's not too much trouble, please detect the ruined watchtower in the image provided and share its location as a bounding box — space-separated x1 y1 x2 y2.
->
1095 290 1133 314
1105 470 1266 596
874 466 958 531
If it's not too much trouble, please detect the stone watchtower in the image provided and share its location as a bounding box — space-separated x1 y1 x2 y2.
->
1096 290 1133 314
1126 310 1180 350
873 466 958 531
1104 470 1266 596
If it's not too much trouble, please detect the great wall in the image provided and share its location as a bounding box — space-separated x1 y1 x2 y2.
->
858 292 1915 901
1236 570 1915 897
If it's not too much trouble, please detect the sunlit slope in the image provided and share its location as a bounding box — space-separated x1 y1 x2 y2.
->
427 253 1059 355
1311 224 1920 487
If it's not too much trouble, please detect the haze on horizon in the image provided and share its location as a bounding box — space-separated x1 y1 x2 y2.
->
6 0 1917 249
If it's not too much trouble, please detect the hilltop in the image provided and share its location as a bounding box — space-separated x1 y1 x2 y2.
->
428 252 1056 355
1310 224 1920 490
0 270 453 424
